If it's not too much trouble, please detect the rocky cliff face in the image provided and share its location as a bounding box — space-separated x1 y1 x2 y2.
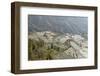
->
28 31 88 60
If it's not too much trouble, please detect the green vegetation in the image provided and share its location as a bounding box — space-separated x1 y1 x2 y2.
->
28 38 68 60
28 32 88 60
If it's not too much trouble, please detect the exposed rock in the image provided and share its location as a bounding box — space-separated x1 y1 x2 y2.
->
28 31 88 60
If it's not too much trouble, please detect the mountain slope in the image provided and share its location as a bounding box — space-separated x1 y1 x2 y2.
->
28 31 88 60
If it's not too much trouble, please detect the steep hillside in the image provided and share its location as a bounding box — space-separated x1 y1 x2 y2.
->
28 31 88 60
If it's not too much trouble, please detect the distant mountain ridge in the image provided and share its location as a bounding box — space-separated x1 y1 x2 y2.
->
28 15 88 35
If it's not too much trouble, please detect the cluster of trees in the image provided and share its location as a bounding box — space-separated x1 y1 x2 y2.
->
28 38 70 60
